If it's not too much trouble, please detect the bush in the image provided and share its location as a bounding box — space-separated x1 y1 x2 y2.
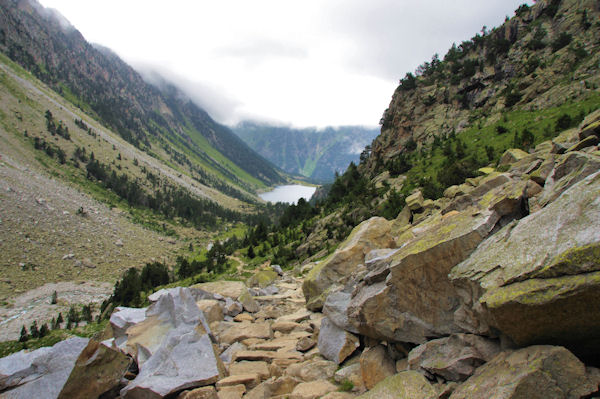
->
551 32 572 52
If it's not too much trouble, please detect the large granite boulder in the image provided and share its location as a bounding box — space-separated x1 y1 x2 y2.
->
124 287 211 365
347 209 500 343
58 340 130 399
449 345 598 399
357 371 437 399
110 306 147 349
247 270 278 288
0 337 89 399
317 317 359 364
451 171 600 360
407 334 500 382
119 287 226 398
121 332 224 398
302 217 396 311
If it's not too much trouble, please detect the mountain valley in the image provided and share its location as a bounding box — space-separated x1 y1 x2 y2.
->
0 0 600 398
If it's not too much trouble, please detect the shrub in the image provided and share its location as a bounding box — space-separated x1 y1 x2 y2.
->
551 32 572 52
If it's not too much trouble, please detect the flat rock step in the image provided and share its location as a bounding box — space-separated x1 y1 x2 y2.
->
229 361 270 380
216 374 260 390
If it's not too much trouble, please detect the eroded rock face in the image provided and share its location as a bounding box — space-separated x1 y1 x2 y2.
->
0 337 89 399
448 345 598 399
302 217 396 311
451 172 600 360
407 334 500 382
317 317 359 364
347 209 500 343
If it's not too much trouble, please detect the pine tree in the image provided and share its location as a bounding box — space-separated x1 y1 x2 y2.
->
30 321 39 339
39 323 49 338
19 325 29 342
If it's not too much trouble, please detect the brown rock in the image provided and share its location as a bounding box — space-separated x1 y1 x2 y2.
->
178 386 219 399
356 371 437 399
229 361 270 380
360 345 397 390
217 385 246 399
290 380 338 399
335 363 364 392
233 313 254 322
272 321 300 333
407 334 500 382
58 340 130 399
449 346 598 399
220 322 272 345
296 337 316 352
285 358 337 382
196 299 224 324
216 374 260 390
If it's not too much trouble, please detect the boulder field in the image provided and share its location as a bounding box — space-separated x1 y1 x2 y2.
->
1 113 600 398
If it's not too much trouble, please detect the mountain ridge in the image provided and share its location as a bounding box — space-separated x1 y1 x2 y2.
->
0 0 285 191
233 121 379 182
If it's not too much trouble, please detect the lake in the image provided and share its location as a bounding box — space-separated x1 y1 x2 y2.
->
259 185 317 204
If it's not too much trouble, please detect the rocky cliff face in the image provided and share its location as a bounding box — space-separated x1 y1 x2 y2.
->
368 0 600 173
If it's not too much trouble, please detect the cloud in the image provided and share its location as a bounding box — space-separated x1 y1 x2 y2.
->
320 0 532 80
134 63 243 125
215 38 308 66
38 0 533 127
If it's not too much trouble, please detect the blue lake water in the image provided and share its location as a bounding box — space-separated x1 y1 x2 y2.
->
259 185 317 204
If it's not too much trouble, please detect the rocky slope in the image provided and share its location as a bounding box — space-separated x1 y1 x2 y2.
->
3 113 600 397
0 0 284 190
369 0 599 171
233 122 378 182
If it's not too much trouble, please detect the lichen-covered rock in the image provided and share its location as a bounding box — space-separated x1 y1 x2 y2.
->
247 270 278 288
334 363 364 392
407 334 500 382
537 151 600 207
357 371 437 399
498 148 529 166
360 345 397 390
406 190 424 211
448 345 598 399
58 340 130 399
317 317 359 364
302 217 396 311
0 337 89 399
579 108 600 140
347 209 500 343
451 172 600 360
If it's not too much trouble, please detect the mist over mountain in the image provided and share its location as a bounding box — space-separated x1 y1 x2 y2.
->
233 122 379 182
0 0 284 190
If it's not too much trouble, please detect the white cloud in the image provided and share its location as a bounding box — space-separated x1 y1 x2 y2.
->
38 0 531 127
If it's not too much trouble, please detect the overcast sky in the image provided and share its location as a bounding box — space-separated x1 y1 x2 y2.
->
39 0 531 128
